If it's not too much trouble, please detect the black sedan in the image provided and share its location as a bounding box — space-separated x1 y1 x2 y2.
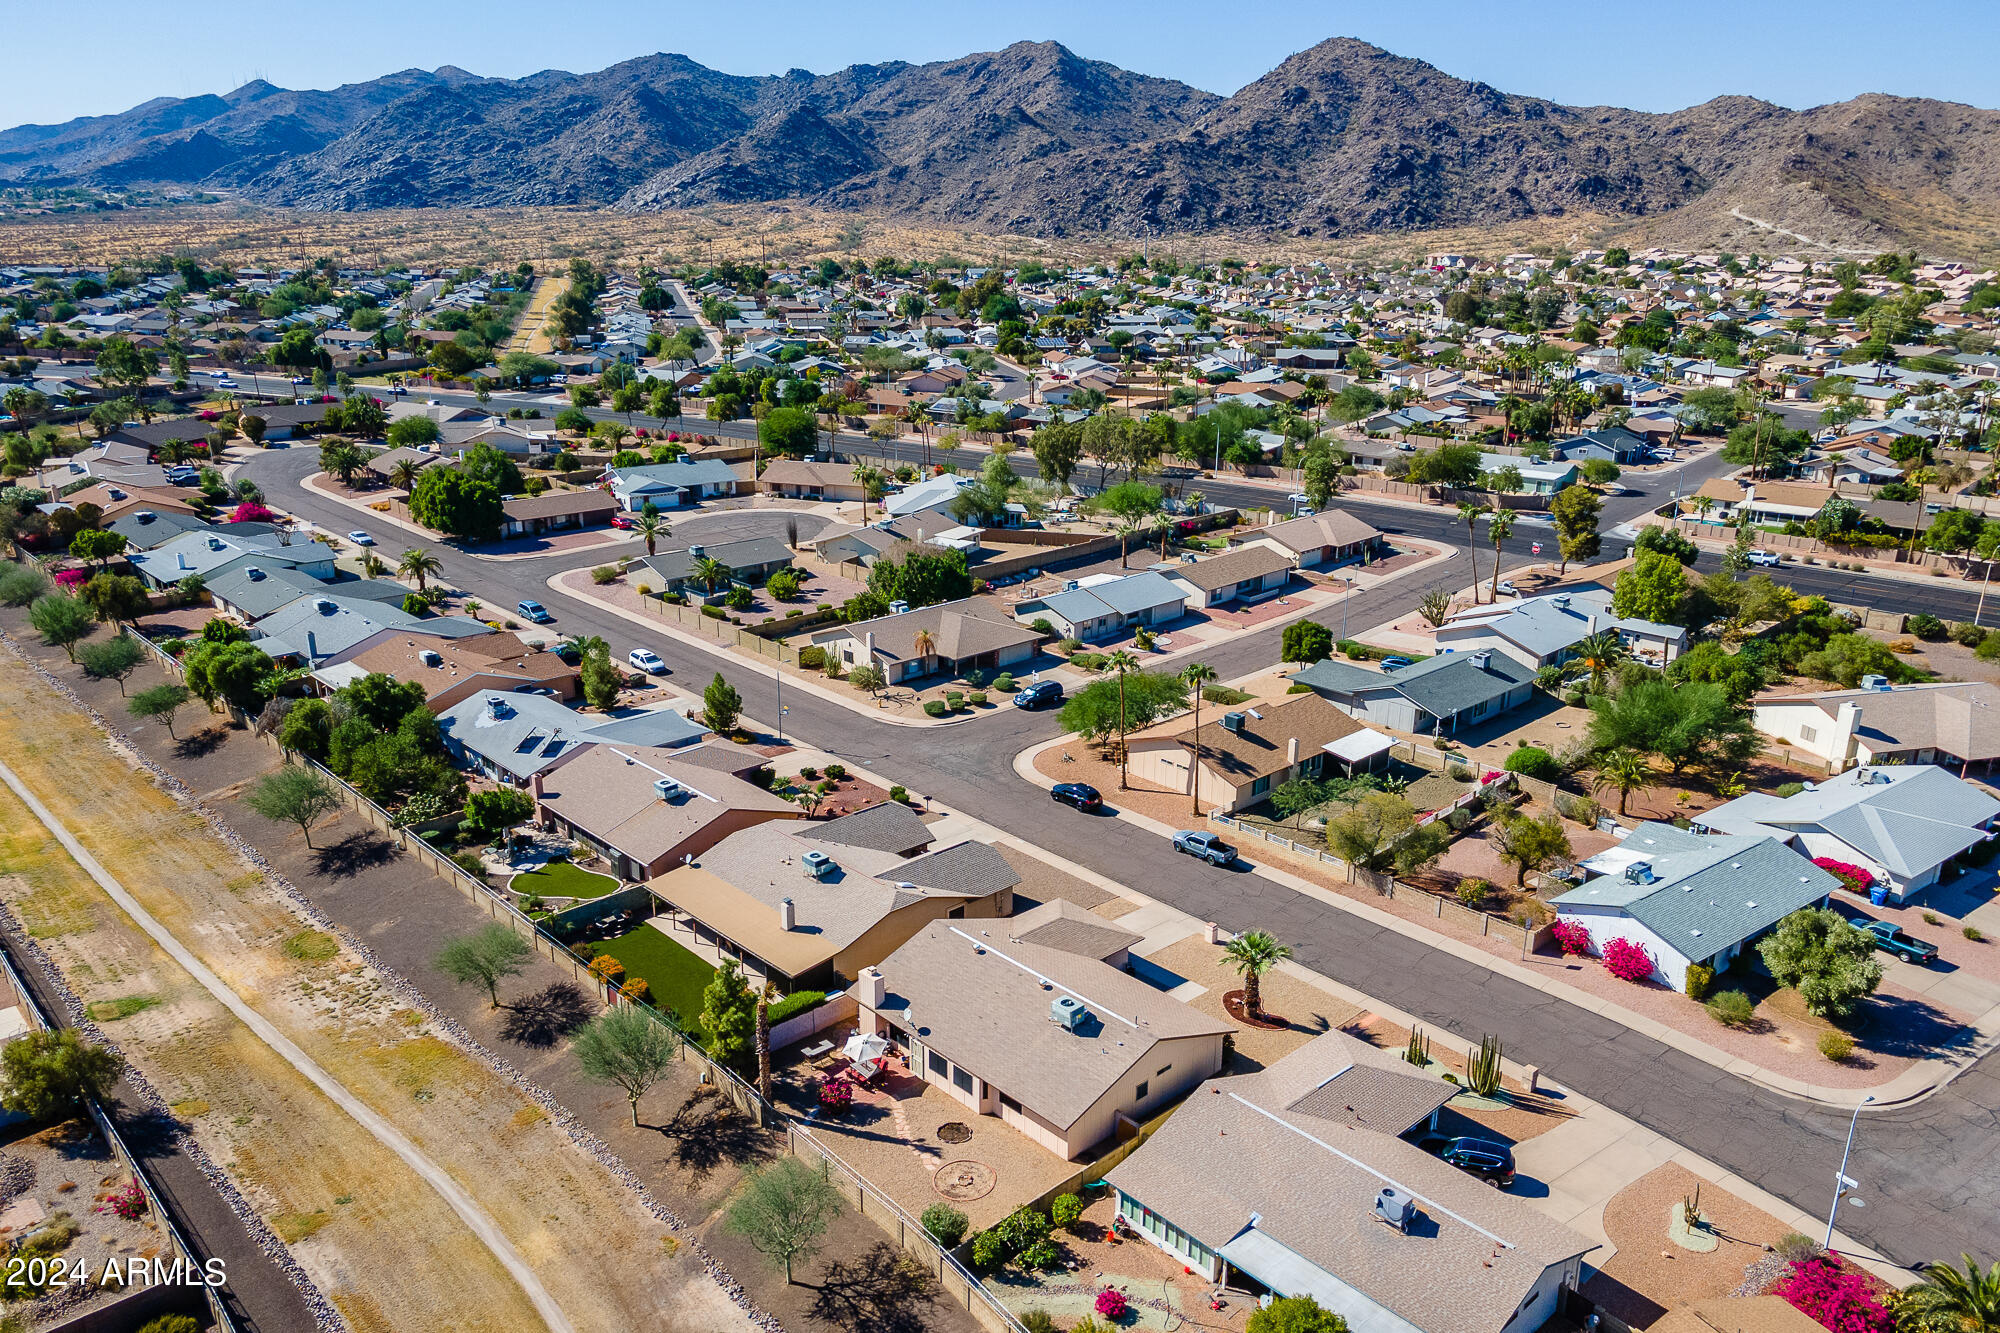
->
1420 1135 1516 1188
1051 783 1104 812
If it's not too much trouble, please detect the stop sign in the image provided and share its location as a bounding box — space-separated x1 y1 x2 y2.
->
1531 542 1543 555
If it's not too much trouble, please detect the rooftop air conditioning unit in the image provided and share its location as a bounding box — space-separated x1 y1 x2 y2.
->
1374 1186 1415 1234
1471 651 1492 671
687 544 705 558
134 511 155 523
1222 711 1246 733
106 487 126 501
800 849 836 879
652 777 683 802
889 600 910 615
1063 580 1081 592
245 567 265 581
1050 995 1090 1031
485 697 509 719
1624 861 1655 885
315 598 338 614
206 535 225 550
1859 674 1890 691
1551 594 1570 609
420 650 443 668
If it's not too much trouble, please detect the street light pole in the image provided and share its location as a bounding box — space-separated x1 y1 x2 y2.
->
1824 1094 1874 1249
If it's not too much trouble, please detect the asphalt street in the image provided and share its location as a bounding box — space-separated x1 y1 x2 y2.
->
240 441 2000 1270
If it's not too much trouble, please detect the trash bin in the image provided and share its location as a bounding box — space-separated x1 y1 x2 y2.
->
1869 884 1889 906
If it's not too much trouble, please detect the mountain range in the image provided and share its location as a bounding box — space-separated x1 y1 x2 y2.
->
6 39 1999 256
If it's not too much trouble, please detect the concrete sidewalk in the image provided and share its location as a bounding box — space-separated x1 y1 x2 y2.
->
1011 732 2000 1111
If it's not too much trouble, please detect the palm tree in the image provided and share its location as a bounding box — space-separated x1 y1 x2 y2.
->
690 555 731 598
854 465 885 518
911 628 937 676
1894 1254 2000 1333
465 599 482 621
754 981 779 1100
397 547 442 593
1487 509 1515 602
1182 662 1217 813
635 512 666 557
1457 502 1485 602
1591 749 1652 817
1104 649 1140 788
1568 630 1626 695
389 458 422 492
1221 930 1292 1018
561 634 609 661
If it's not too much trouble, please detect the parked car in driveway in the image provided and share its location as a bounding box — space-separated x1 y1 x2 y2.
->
1860 920 1939 965
1493 580 1518 597
1173 830 1236 866
1419 1136 1516 1188
627 648 666 675
1052 782 1103 811
610 514 636 529
1379 656 1414 671
1013 680 1064 710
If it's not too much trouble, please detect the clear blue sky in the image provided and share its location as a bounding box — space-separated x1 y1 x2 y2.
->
8 0 1998 129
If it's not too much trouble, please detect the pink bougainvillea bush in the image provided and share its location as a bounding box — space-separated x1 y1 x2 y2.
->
1812 858 1876 895
1550 919 1594 957
1773 1255 1894 1333
1095 1289 1129 1320
1601 937 1655 983
53 568 87 587
228 500 275 524
815 1077 852 1112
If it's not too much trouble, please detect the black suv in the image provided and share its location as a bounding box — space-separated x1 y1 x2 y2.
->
1052 783 1103 812
1421 1136 1516 1189
1014 680 1064 710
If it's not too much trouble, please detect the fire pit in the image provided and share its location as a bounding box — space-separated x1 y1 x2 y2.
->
936 1121 973 1145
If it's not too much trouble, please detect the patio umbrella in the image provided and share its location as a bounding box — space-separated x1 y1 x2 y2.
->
842 1032 890 1071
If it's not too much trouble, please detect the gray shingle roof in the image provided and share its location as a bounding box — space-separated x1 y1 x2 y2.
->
813 802 936 856
1389 651 1534 718
890 840 1021 897
1699 765 2000 879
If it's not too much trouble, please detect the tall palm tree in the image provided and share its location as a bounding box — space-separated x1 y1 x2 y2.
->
1568 630 1626 695
1457 502 1485 602
1591 749 1652 817
397 547 442 593
1104 649 1140 788
1182 661 1217 813
853 465 884 518
1221 930 1292 1018
1894 1254 2000 1333
635 512 666 557
912 628 937 675
754 981 779 1101
1487 509 1515 602
389 458 422 493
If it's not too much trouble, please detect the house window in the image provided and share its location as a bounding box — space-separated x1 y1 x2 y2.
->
1250 775 1272 797
1800 724 1818 743
928 1051 948 1078
952 1066 974 1095
1156 1064 1172 1077
948 906 965 919
1134 1081 1148 1100
999 1092 1021 1114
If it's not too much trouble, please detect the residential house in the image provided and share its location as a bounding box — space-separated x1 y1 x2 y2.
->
648 808 1021 991
1552 426 1652 465
759 460 869 502
1125 693 1392 813
1753 682 2000 776
884 473 977 518
1238 510 1386 570
637 537 794 596
811 597 1042 685
1164 546 1295 610
436 690 704 785
606 459 742 511
530 743 800 882
1695 764 2000 903
1476 451 1578 495
1014 570 1188 644
852 908 1230 1159
332 630 580 709
1105 1031 1591 1333
128 527 337 590
1293 649 1536 737
1436 589 1687 668
1554 822 1838 991
252 593 487 668
500 489 620 538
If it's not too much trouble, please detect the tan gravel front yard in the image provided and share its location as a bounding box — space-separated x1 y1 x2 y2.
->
1583 1162 1794 1329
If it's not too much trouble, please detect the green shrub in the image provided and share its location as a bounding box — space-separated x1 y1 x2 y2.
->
798 646 826 669
700 603 726 619
994 672 1016 692
968 691 987 705
1503 746 1560 781
1706 989 1754 1027
1967 925 1985 942
1202 684 1253 705
945 691 965 708
1021 1312 1060 1333
726 587 754 610
1058 636 1083 652
923 701 947 718
921 1203 970 1248
1951 621 1989 648
1340 638 1369 660
1287 682 1313 693
1773 782 1806 798
1818 1030 1855 1061
1030 619 1053 636
889 785 909 803
1050 1192 1086 1229
1456 878 1489 907
1562 688 1585 706
591 565 619 585
969 1229 1008 1271
1907 613 1946 641
451 851 487 880
823 763 846 780
1684 962 1716 1001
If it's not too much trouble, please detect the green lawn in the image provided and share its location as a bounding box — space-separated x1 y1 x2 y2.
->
510 860 621 901
599 924 716 1040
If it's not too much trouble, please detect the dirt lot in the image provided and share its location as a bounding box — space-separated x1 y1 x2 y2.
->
1583 1162 1794 1328
0 612 983 1333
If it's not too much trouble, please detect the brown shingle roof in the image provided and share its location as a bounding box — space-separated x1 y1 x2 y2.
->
1254 509 1384 554
1169 544 1295 592
502 489 619 520
1172 693 1369 783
